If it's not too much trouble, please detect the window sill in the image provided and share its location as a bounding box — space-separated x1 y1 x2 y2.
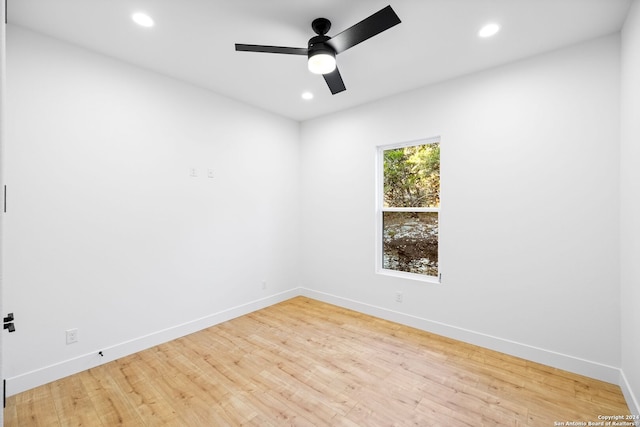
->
376 268 442 284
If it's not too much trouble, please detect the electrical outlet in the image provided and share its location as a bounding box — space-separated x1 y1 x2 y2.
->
262 281 267 290
395 291 403 303
66 328 78 344
189 167 198 177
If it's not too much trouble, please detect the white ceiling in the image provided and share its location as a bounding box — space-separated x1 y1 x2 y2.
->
8 0 632 121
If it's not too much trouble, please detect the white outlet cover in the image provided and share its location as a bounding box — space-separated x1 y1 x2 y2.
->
66 328 78 344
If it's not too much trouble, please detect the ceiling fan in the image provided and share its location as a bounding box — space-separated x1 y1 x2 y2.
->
235 5 401 95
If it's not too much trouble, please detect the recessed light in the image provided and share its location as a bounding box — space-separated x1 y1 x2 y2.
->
301 92 314 100
478 23 500 38
132 12 155 28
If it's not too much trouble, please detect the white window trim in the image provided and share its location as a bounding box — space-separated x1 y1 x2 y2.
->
375 137 441 284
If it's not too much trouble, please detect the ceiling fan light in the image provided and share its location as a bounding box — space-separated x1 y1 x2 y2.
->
308 52 336 75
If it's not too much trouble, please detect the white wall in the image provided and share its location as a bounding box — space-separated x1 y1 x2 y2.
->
4 26 300 393
300 35 622 382
621 0 640 415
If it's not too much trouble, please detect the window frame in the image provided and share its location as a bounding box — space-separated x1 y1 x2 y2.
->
375 137 442 284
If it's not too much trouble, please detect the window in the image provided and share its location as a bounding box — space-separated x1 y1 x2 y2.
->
377 138 440 281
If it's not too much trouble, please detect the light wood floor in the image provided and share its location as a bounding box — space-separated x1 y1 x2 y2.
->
4 297 630 426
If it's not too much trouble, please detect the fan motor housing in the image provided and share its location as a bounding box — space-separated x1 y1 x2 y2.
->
308 35 335 57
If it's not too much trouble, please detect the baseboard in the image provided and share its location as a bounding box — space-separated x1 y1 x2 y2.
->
5 289 299 396
299 288 623 386
620 370 640 416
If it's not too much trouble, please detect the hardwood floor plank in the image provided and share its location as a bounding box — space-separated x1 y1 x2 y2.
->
4 297 632 426
2 398 18 427
49 375 103 427
11 384 60 427
80 368 144 426
108 359 181 425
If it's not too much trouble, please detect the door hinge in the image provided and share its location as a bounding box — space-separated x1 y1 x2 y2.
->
3 313 15 333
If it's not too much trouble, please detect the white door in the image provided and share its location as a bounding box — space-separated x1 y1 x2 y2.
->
1 0 7 424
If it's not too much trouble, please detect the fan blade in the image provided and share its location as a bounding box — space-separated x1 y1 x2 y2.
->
235 44 308 55
323 67 346 95
327 5 401 54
